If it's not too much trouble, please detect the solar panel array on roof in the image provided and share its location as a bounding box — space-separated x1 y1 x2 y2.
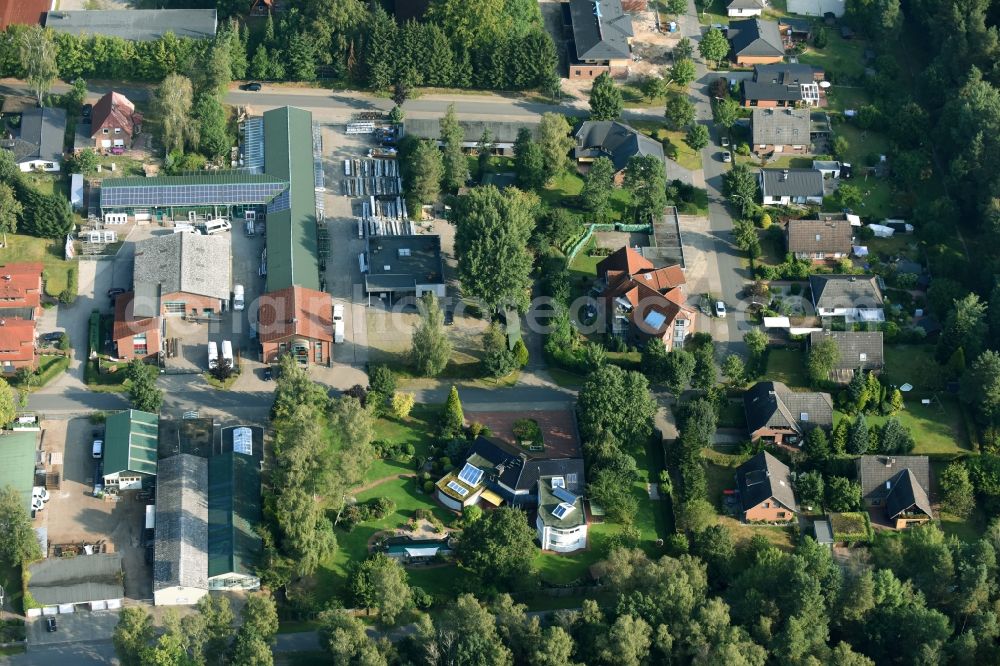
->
447 480 469 497
233 427 252 456
553 487 579 504
552 502 576 519
101 180 287 208
458 463 484 487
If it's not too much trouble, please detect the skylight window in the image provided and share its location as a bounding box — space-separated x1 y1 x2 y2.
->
551 477 566 489
552 502 576 520
447 480 469 497
233 427 253 455
457 463 484 487
553 487 579 504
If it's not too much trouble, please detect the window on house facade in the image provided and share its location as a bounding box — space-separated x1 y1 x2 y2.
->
114 128 121 134
133 333 147 355
314 341 323 363
103 128 109 134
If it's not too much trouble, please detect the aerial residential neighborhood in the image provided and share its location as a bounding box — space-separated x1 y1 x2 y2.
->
0 0 992 663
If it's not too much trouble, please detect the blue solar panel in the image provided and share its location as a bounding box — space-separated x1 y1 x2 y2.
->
101 180 288 209
553 487 578 504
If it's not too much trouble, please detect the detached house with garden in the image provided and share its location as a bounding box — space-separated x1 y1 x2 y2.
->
597 246 696 351
857 455 933 529
744 381 833 446
735 451 798 522
809 274 885 323
567 0 634 80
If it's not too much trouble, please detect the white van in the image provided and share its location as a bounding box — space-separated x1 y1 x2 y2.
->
233 285 245 311
203 219 232 235
221 340 234 365
208 341 218 369
334 320 345 344
173 223 198 234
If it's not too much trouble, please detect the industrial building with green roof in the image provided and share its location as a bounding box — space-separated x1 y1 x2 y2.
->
207 450 262 590
0 431 38 511
103 409 159 490
100 106 322 292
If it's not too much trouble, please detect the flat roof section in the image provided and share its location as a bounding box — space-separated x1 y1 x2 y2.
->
0 430 37 511
364 235 444 293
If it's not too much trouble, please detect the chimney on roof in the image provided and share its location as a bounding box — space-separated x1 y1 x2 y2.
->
884 457 892 467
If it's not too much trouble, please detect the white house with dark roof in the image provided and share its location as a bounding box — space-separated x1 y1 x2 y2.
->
536 476 588 552
809 274 885 322
759 168 824 205
574 121 665 181
728 0 765 17
4 107 66 172
568 0 634 79
751 108 812 155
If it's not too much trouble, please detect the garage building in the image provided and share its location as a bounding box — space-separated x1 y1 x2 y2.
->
364 235 446 305
208 426 263 591
26 553 124 615
0 430 39 511
103 409 160 490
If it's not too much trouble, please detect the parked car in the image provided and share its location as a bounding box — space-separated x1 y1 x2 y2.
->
46 618 57 632
240 82 262 91
92 439 103 459
107 287 126 298
262 366 273 381
31 496 44 512
721 136 730 147
444 307 454 326
32 486 49 503
723 151 732 163
40 331 64 344
233 284 245 311
93 460 104 495
714 300 727 318
81 104 92 119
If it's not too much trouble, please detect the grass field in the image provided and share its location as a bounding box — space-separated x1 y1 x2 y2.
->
835 398 969 457
0 234 76 297
631 120 703 172
540 171 632 221
764 348 808 388
882 345 944 393
798 32 868 83
367 404 438 483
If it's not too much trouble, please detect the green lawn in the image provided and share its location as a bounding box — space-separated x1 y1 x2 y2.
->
882 345 945 393
367 404 438 483
798 33 868 83
764 348 808 389
824 86 872 113
836 398 969 458
567 239 601 278
315 475 463 603
631 120 703 172
17 355 70 391
0 234 76 297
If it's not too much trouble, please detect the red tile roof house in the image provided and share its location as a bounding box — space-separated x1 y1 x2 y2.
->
257 285 333 366
597 246 696 351
0 263 44 320
735 451 798 522
89 92 142 152
0 263 46 374
113 292 162 361
0 318 37 374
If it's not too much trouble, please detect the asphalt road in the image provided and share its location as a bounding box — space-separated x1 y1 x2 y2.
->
680 6 749 356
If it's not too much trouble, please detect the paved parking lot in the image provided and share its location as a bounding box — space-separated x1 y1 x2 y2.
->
25 610 120 648
40 418 152 600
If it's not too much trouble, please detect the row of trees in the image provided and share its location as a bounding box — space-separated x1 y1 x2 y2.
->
262 355 374 587
113 594 278 666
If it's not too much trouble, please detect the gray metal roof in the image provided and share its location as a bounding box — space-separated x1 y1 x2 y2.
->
728 18 785 57
154 454 209 593
759 168 824 199
45 9 218 40
857 455 933 519
744 381 833 435
27 553 124 606
809 274 884 310
813 519 833 543
728 0 765 7
574 121 665 172
133 232 231 315
751 108 811 145
8 107 66 165
570 0 634 61
736 451 798 512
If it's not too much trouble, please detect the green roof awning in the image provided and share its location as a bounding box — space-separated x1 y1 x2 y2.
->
0 431 37 511
104 409 159 477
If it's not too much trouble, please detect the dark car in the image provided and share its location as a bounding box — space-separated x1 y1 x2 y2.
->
262 366 273 381
41 331 64 344
107 287 126 298
241 82 262 91
46 617 57 632
444 308 454 326
81 104 92 118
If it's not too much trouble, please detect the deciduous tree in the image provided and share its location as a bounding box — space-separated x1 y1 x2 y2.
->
722 354 746 387
808 338 839 384
351 553 412 625
456 507 536 588
723 163 759 217
825 476 861 512
537 112 574 176
669 58 696 86
664 92 696 130
582 156 616 222
454 186 536 311
699 28 730 66
155 73 195 154
590 72 623 120
940 461 974 518
577 364 657 446
513 127 546 190
712 97 739 129
112 607 154 666
482 321 517 378
317 609 387 665
685 123 710 150
440 104 469 190
408 138 444 204
18 26 57 106
623 154 667 221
